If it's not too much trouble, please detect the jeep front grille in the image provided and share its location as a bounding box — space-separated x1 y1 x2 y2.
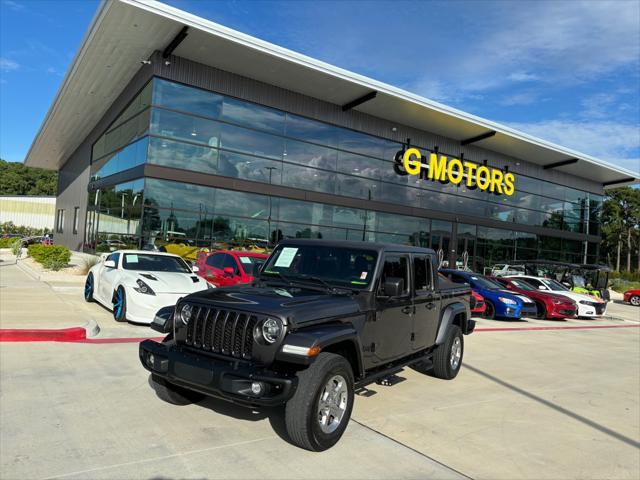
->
184 306 258 360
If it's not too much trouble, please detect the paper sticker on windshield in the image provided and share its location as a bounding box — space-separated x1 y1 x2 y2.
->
126 254 139 263
274 247 298 268
360 272 368 280
239 256 252 264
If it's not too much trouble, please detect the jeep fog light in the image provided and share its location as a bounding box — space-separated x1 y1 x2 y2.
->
251 382 263 395
147 353 155 367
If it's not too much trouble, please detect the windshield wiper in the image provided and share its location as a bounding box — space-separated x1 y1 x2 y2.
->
297 275 356 294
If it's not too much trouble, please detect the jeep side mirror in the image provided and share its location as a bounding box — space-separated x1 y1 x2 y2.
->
104 260 116 269
223 266 235 276
383 277 404 297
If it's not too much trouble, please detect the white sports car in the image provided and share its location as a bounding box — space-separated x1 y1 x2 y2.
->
506 275 607 318
84 250 212 324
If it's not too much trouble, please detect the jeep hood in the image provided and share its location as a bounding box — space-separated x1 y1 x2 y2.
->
185 284 360 326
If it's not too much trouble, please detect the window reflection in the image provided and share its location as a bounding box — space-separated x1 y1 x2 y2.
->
153 78 223 119
221 96 285 135
148 137 217 174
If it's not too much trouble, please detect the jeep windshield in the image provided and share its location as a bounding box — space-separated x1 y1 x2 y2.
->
261 245 378 290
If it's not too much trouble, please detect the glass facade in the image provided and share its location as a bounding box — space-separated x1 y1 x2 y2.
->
85 77 602 266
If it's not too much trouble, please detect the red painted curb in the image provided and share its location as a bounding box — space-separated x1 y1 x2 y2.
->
476 324 640 332
79 336 164 344
0 327 87 342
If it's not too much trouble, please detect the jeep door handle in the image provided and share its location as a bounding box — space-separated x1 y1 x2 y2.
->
426 303 436 310
401 306 413 314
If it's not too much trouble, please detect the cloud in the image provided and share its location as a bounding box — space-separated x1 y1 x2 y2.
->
507 72 539 82
507 119 640 174
407 0 640 100
2 0 24 11
499 91 541 107
0 58 19 72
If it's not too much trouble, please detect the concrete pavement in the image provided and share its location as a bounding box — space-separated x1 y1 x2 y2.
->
1 251 639 479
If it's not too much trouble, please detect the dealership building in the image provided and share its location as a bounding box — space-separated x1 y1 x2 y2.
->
25 0 639 271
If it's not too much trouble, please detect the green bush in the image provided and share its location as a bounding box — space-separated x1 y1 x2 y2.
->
28 244 71 271
0 237 15 248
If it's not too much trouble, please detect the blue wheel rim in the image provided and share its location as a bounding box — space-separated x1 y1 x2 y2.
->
84 275 93 299
113 288 123 318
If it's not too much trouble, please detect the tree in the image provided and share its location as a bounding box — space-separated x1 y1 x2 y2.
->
0 160 58 196
600 187 640 272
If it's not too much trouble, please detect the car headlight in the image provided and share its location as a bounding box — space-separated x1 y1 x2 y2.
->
178 303 193 325
579 300 592 305
499 297 517 305
552 299 563 305
134 279 155 295
261 318 283 344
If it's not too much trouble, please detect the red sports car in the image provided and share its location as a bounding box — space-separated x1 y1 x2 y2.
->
492 277 577 319
196 250 268 287
623 289 640 306
471 290 487 315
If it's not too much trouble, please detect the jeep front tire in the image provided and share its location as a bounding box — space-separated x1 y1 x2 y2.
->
285 352 354 451
431 325 464 380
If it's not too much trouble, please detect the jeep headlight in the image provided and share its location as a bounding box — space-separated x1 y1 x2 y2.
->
261 318 283 344
499 297 517 305
178 303 193 325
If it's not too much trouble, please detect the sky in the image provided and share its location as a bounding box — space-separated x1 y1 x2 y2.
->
0 0 638 175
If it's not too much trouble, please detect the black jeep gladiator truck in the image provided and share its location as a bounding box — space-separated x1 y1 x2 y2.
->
140 240 474 451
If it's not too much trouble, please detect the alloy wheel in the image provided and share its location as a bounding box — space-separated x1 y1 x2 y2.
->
317 375 348 434
450 337 462 370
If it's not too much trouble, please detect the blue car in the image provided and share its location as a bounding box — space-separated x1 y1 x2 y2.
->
440 269 537 319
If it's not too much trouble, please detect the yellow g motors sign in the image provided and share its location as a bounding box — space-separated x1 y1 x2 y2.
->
395 148 515 196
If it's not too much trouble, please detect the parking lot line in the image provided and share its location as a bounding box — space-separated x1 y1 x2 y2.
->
475 324 640 333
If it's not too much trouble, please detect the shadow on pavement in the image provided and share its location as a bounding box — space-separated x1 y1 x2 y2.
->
147 374 292 446
465 363 640 449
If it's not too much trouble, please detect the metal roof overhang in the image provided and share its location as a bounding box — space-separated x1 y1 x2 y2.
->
25 0 639 189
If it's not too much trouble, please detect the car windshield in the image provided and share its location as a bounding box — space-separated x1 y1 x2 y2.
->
122 253 191 273
469 275 504 290
261 245 378 289
507 279 534 291
572 275 586 288
238 255 262 265
544 278 570 291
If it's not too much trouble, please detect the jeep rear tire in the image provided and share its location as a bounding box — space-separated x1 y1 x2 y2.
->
285 352 354 451
431 325 464 380
151 374 205 405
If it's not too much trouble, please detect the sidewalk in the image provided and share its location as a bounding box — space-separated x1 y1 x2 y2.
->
0 253 96 333
0 252 153 339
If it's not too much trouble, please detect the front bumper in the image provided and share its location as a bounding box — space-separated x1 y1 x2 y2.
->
519 304 538 318
125 290 202 324
576 302 607 317
547 306 578 318
139 339 296 407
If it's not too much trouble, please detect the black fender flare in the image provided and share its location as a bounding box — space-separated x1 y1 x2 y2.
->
435 302 470 344
276 323 364 376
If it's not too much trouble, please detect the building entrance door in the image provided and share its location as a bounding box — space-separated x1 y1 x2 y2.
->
430 220 452 268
